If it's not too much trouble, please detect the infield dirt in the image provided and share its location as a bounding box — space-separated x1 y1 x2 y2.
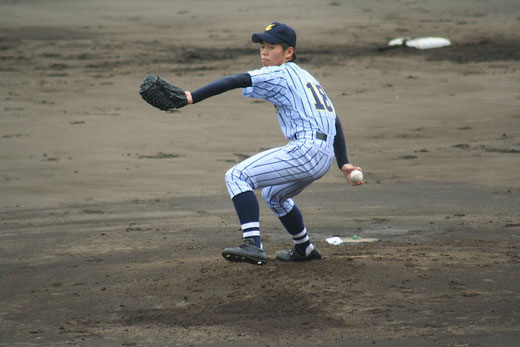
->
1 0 519 346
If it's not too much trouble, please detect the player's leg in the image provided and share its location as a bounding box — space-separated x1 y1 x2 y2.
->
225 143 328 242
221 188 267 265
257 143 333 261
231 190 261 248
261 183 322 261
222 147 284 264
222 143 332 264
226 143 331 253
224 147 282 249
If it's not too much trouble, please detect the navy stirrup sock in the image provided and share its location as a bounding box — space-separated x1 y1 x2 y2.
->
278 205 314 256
232 191 261 248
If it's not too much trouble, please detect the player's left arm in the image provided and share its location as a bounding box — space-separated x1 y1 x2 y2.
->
334 116 363 186
185 73 252 105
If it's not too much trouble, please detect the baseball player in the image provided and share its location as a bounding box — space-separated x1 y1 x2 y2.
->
181 22 363 265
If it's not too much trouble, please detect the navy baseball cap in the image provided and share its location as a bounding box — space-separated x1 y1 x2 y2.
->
252 22 297 48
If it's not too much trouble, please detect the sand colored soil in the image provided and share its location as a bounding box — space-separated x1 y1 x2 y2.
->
1 0 519 345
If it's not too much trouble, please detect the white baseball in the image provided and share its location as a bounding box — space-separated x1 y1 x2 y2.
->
350 169 363 183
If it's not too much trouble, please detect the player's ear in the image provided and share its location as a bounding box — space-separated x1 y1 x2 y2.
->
285 46 295 61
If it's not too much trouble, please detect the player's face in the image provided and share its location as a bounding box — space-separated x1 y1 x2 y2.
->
259 42 294 66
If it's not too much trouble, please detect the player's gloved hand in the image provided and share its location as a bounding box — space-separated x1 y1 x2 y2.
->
341 164 364 186
139 74 188 111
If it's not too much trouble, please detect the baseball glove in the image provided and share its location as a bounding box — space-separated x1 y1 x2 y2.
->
139 74 188 111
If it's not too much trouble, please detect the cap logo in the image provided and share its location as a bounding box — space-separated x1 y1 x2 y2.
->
265 23 275 31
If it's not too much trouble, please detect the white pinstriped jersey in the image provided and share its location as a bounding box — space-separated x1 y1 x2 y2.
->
242 62 337 141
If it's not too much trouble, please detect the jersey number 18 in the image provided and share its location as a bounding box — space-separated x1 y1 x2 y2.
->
306 82 333 112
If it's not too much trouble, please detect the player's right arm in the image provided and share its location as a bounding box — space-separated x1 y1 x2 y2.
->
334 116 363 186
333 116 349 168
185 73 252 104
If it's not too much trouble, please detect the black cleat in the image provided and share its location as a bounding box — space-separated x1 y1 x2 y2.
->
222 239 268 266
275 247 322 262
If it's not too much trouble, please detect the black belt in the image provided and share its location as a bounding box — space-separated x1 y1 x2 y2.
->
316 132 327 141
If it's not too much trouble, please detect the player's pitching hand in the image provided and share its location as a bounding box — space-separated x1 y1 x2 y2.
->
341 164 364 186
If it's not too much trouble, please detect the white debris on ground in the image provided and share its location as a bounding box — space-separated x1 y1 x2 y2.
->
389 37 451 49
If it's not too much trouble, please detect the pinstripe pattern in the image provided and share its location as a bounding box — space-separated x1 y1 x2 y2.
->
225 61 337 217
243 62 336 141
226 140 334 216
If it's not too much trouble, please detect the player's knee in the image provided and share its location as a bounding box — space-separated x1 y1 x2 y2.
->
226 165 254 192
225 167 235 183
225 166 244 185
262 188 283 212
261 188 272 205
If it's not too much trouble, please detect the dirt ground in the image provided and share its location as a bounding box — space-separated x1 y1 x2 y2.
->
1 0 519 346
